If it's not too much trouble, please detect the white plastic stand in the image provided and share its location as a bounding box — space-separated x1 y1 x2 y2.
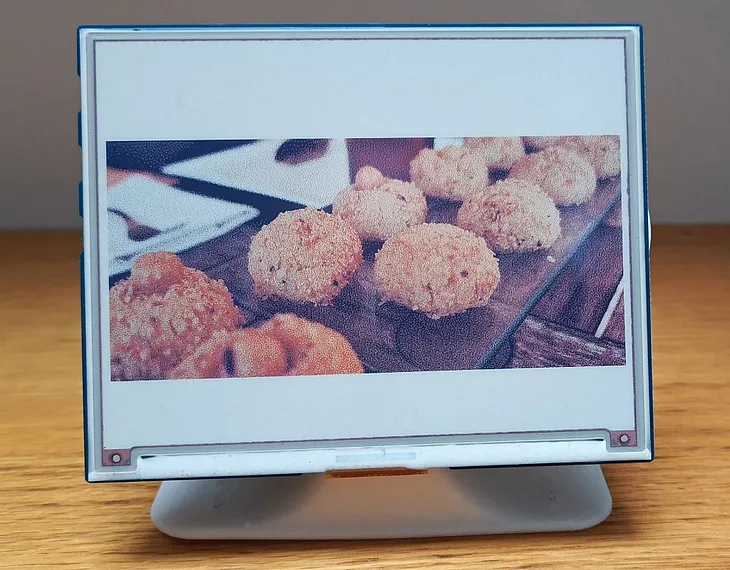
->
151 464 612 540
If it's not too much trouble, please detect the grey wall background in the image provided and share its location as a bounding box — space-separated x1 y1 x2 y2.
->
0 0 728 228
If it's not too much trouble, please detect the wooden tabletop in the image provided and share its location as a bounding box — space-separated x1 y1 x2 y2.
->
1 226 729 569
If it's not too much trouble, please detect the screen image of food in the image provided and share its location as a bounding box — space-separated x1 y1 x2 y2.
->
105 136 626 381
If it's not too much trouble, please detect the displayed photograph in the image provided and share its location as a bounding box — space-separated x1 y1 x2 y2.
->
105 136 627 381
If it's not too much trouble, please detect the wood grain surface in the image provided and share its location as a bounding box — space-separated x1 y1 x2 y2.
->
508 316 626 369
1 226 729 569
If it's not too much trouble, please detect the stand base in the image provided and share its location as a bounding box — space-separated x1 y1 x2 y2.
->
151 465 611 540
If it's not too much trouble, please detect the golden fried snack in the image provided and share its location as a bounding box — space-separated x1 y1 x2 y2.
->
109 252 242 380
333 166 427 241
248 208 363 305
168 329 288 379
258 313 364 376
457 179 561 253
409 145 491 201
508 146 597 206
555 135 620 179
373 223 501 319
463 137 526 170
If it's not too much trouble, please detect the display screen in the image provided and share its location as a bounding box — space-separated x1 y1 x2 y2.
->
80 27 651 480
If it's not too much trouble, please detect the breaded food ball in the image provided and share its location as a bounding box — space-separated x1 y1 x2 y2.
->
168 329 288 379
457 179 561 254
555 135 620 179
333 166 427 241
109 252 242 380
248 208 363 305
409 145 491 201
463 137 526 170
258 313 364 375
522 136 560 151
508 146 597 206
373 223 501 319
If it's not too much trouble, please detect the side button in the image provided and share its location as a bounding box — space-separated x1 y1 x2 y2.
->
78 181 84 218
77 111 82 147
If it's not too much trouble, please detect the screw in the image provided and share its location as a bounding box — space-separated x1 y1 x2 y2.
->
619 433 630 445
111 453 122 464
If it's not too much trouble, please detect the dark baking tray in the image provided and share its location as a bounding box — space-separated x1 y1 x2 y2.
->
106 135 622 372
145 176 622 373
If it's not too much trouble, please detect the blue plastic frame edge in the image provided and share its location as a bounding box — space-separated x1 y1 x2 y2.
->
636 25 655 460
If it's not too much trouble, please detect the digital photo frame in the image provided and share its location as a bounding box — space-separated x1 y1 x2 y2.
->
78 24 652 538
